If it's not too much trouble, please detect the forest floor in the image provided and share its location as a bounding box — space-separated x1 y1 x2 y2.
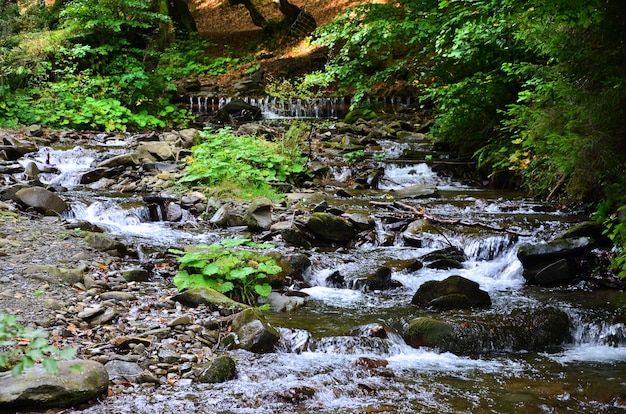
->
188 0 365 90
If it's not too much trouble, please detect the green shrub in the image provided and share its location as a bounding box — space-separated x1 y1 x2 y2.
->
169 238 280 306
180 127 308 199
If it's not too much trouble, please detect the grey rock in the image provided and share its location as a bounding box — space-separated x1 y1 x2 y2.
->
231 308 280 353
104 359 143 382
13 187 68 214
0 359 108 409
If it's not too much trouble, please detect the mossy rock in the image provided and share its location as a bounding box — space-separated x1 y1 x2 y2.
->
403 317 455 348
197 355 237 383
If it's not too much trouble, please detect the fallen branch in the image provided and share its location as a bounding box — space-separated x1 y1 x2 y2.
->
369 200 531 237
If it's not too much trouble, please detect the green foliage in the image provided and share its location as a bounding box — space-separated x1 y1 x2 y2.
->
311 0 626 204
180 127 308 199
169 239 280 305
0 313 78 377
157 34 240 79
594 205 626 279
343 149 365 164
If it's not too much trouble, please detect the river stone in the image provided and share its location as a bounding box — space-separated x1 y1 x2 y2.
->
392 184 439 199
305 212 355 243
13 187 68 214
411 275 491 310
243 197 273 230
517 236 596 284
97 153 141 168
177 129 200 148
137 141 177 161
268 251 312 284
281 225 313 249
216 98 261 122
0 359 108 410
22 264 84 285
23 160 39 179
172 287 249 314
558 221 613 247
231 308 280 353
104 359 143 382
98 291 137 302
121 267 150 282
403 317 455 349
343 212 374 230
197 355 237 383
165 202 183 221
82 231 127 254
0 137 38 160
347 266 392 292
267 291 307 312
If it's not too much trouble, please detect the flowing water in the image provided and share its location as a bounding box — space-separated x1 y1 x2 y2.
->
29 131 626 413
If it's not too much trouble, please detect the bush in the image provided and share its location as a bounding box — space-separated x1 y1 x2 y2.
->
169 238 280 306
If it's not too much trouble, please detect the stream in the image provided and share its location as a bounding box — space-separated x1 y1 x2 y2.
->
24 121 626 413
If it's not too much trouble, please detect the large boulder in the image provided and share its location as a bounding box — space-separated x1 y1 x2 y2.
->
231 308 280 353
305 212 355 244
13 187 68 214
0 360 108 410
517 236 596 285
411 275 491 310
404 307 570 354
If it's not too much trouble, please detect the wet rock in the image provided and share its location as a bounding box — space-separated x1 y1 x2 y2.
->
353 357 389 369
0 136 38 160
421 246 466 269
276 385 316 402
266 291 306 312
281 224 313 249
197 355 237 383
243 197 273 230
348 266 392 292
231 308 280 353
267 251 311 285
411 275 491 310
172 287 249 314
216 98 262 122
79 166 125 184
517 237 596 285
209 204 245 227
325 270 345 288
392 184 439 199
343 212 374 231
22 160 39 179
558 221 613 247
13 187 68 214
404 307 570 354
104 359 143 382
165 202 183 222
305 212 355 243
0 359 108 410
96 153 142 168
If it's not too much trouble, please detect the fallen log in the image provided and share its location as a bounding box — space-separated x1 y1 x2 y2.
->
369 200 531 237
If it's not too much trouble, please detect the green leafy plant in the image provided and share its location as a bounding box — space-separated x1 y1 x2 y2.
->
180 127 308 199
169 238 281 306
344 149 365 164
0 313 78 376
596 205 626 279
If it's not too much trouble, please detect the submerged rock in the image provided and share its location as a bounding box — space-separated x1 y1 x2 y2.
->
347 266 393 292
0 360 108 410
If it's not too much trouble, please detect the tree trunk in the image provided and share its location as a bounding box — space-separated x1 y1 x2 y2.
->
229 0 267 28
169 0 198 34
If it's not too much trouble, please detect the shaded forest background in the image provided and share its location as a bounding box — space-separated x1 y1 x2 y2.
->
1 0 625 276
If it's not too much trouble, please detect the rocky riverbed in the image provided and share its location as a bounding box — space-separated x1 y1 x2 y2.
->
1 118 624 412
